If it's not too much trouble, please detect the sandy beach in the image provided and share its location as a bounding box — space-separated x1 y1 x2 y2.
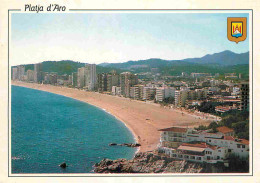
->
11 81 213 152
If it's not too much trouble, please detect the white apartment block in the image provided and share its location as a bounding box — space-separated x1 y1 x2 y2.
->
112 86 121 96
158 126 249 164
155 87 175 102
143 87 156 101
191 73 211 78
130 85 144 100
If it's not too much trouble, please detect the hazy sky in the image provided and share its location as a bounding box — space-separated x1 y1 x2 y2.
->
11 12 250 66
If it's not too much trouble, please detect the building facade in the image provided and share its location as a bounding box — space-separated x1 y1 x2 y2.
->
12 67 18 80
107 71 120 92
72 72 78 87
34 63 43 83
158 126 249 164
97 73 108 92
26 70 34 82
239 82 249 111
17 65 25 81
120 72 138 97
77 67 85 88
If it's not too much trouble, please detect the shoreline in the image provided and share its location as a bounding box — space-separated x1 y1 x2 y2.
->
12 84 140 154
11 81 213 152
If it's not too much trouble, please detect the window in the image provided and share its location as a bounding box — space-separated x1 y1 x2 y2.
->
242 145 245 148
237 144 241 148
197 157 201 160
218 150 221 152
206 151 212 155
209 140 212 142
217 156 220 160
228 149 232 153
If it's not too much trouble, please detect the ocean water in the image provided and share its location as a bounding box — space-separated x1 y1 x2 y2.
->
11 85 136 173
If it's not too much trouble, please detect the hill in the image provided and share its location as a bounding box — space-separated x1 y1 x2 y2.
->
19 60 125 75
12 50 249 77
182 50 249 65
99 50 249 69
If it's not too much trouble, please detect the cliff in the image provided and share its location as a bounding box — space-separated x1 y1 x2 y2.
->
94 152 225 173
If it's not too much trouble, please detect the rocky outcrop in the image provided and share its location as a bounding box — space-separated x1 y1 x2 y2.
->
94 152 206 173
59 162 67 168
109 143 141 147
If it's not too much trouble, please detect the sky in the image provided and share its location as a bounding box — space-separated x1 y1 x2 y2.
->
11 12 250 66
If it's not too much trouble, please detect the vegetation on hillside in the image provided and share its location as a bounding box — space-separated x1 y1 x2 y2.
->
16 60 125 75
195 110 249 140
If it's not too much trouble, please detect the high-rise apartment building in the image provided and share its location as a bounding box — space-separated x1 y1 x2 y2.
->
77 67 85 88
85 64 97 91
107 70 120 92
175 89 188 107
97 73 108 92
34 63 43 83
143 87 156 101
27 70 34 82
130 85 144 100
17 65 25 81
239 82 249 111
12 67 18 80
72 72 78 87
120 72 138 97
155 87 175 102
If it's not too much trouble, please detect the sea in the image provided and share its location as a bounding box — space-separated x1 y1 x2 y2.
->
11 85 136 173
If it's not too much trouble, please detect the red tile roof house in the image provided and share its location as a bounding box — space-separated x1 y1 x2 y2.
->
216 126 235 136
158 126 249 164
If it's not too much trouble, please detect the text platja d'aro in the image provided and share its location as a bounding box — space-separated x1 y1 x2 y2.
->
25 4 66 13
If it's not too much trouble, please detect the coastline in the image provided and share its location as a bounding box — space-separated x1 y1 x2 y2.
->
11 81 213 152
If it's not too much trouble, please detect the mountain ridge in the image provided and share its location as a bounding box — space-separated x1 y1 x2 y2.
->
98 50 249 69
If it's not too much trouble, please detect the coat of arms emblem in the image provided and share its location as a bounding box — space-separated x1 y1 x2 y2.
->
227 17 247 43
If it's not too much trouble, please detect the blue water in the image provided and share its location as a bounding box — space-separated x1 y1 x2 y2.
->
11 85 136 173
232 33 242 38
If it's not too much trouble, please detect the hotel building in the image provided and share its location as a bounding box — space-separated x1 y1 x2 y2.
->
85 64 97 91
155 87 175 102
34 63 43 83
158 126 249 164
107 70 120 92
120 72 138 97
12 67 18 80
